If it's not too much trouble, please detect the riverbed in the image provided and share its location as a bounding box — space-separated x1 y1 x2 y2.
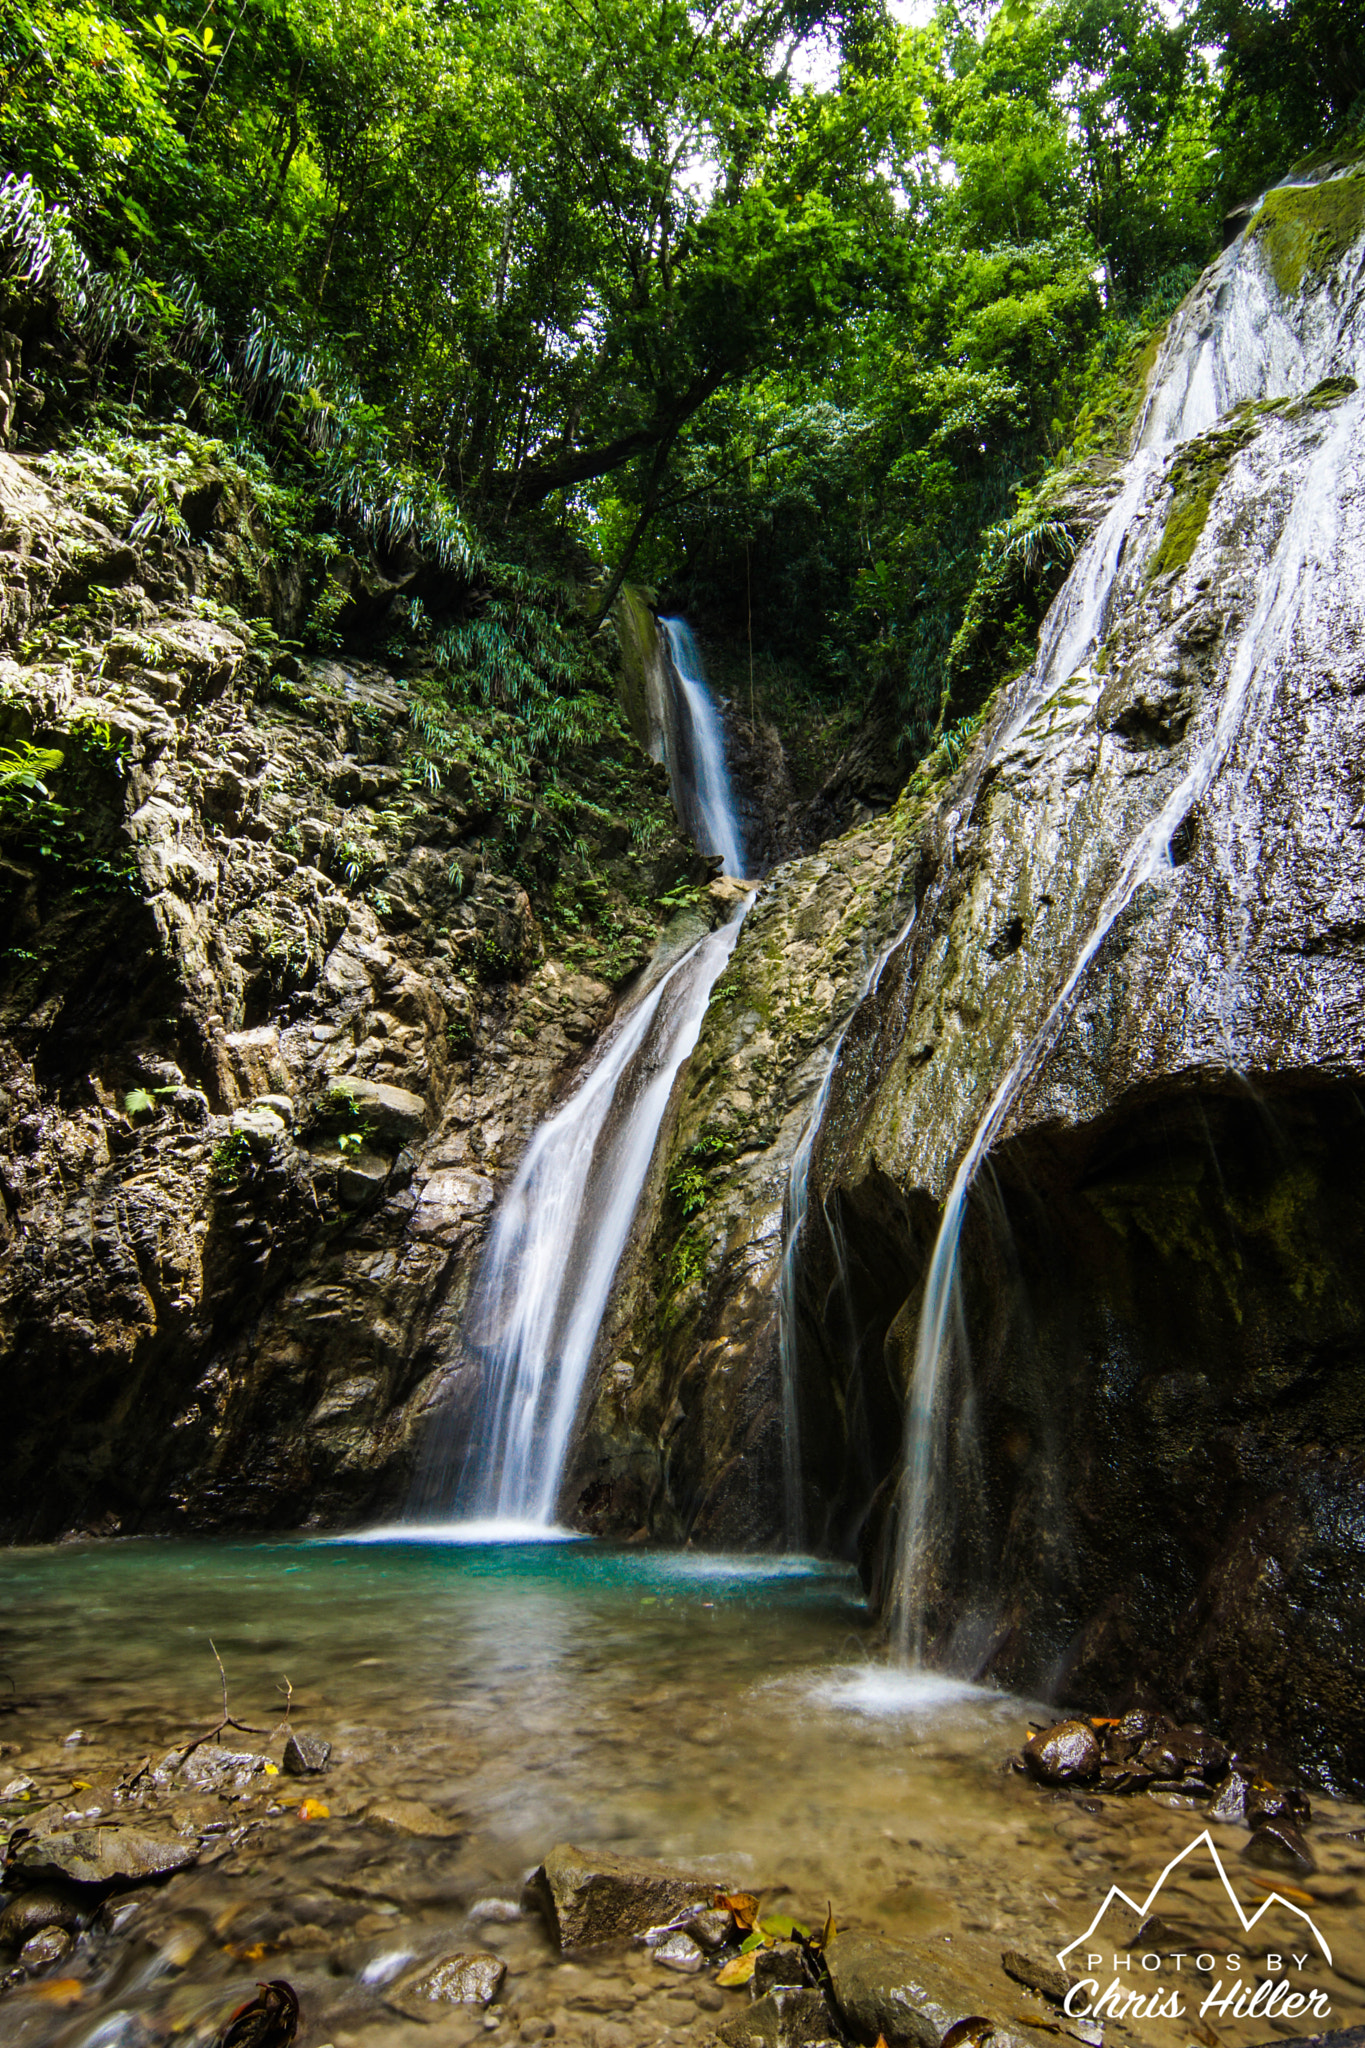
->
1 1537 1361 2048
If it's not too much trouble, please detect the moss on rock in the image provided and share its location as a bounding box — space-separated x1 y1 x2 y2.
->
1249 174 1365 298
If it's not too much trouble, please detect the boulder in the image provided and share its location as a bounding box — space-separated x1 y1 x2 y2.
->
5 1825 199 1890
824 1934 1053 2048
527 1842 726 1951
386 1950 506 2018
325 1075 429 1149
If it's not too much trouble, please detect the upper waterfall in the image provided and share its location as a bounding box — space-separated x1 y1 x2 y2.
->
657 617 748 878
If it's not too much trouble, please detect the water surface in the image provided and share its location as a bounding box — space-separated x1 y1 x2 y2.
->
1 1539 1361 2048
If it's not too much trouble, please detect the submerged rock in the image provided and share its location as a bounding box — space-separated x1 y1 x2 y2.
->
527 1842 725 1951
386 1950 506 2017
363 1798 460 1838
6 1824 199 1890
718 1986 838 2048
19 1925 72 1971
1243 1819 1317 1876
0 1886 84 1942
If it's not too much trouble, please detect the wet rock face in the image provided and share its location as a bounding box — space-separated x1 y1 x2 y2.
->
0 449 692 1538
787 256 1365 1779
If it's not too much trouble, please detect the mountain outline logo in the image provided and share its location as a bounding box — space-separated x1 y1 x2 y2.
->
1056 1828 1332 1971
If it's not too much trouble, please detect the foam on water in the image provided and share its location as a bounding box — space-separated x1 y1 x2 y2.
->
804 1664 994 1717
330 1519 586 1546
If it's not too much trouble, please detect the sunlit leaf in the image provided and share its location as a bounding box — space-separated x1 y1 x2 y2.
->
715 1954 757 1987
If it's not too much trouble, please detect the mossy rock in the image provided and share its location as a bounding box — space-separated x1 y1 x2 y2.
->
1248 173 1365 298
1147 416 1261 582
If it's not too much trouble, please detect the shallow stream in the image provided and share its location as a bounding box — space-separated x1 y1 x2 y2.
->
1 1539 1362 2048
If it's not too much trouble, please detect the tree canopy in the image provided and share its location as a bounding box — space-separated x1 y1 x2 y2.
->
3 0 1362 751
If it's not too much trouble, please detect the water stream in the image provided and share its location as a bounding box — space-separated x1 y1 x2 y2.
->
422 616 749 1531
888 169 1365 1659
656 618 747 880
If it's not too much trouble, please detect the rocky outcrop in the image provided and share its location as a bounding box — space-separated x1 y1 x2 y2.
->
0 436 696 1536
584 169 1365 1792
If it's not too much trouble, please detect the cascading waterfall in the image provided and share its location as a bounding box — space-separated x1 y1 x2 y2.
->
890 168 1365 1659
657 617 748 879
423 616 750 1532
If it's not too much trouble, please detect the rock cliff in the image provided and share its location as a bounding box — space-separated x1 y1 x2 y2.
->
578 160 1365 1792
0 435 699 1536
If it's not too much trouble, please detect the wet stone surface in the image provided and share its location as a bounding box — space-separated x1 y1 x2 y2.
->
1 1540 1364 2048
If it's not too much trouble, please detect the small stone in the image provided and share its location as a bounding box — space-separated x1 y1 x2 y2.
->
1001 1951 1071 2005
19 1926 72 1972
654 1933 704 1973
62 1731 84 1748
1022 1721 1101 1785
364 1797 461 1838
1243 1820 1316 1876
254 1093 295 1125
1210 1771 1251 1824
682 1906 732 1950
695 1984 726 2012
1 1776 36 1800
519 2023 552 2042
387 1951 507 2020
282 1731 332 1777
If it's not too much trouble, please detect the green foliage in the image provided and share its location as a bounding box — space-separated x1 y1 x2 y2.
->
211 1130 251 1183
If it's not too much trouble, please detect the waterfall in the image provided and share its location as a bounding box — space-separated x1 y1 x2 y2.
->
776 910 915 1547
657 617 748 878
889 167 1365 1660
417 616 749 1533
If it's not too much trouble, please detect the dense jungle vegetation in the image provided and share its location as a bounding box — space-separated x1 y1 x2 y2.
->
2 0 1363 770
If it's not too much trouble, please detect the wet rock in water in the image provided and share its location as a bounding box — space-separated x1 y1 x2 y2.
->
158 1744 269 1793
19 1925 72 1971
1248 1783 1311 1829
6 1824 199 1890
1 1776 37 1800
1243 1820 1317 1876
825 1934 1054 2048
1000 1951 1071 2005
1209 1770 1252 1823
527 1843 726 1951
718 1986 837 2048
653 1932 705 1973
282 1732 332 1778
0 1885 85 1942
363 1798 461 1838
386 1950 507 2019
752 1948 809 1996
680 1906 732 1950
1022 1722 1101 1785
1167 1729 1229 1778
